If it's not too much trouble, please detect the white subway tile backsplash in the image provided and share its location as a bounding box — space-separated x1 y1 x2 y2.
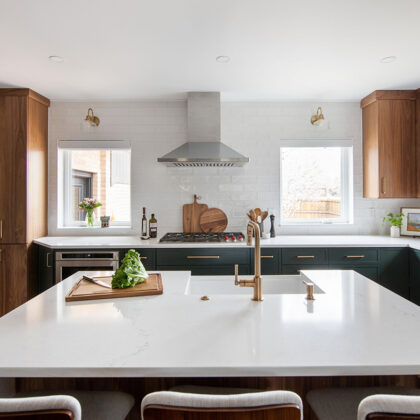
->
48 100 420 236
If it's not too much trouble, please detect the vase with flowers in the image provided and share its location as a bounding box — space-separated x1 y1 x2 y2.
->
79 198 102 227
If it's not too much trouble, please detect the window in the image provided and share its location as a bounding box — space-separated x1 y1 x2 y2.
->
58 141 131 227
280 140 353 224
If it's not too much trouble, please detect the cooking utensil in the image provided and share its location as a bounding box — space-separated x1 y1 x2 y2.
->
83 275 112 289
199 208 228 233
183 194 208 233
261 211 269 222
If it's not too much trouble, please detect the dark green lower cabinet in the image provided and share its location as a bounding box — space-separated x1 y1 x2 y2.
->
251 248 280 275
282 265 329 275
157 265 249 275
120 248 156 271
329 265 378 281
410 249 420 305
37 245 55 292
378 248 409 299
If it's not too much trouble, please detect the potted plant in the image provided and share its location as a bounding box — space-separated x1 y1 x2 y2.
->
382 212 404 238
79 198 102 227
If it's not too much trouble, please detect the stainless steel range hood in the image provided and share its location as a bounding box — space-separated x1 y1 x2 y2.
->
157 92 249 167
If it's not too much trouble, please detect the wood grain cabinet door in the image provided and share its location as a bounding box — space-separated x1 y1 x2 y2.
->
0 244 27 316
378 99 417 198
0 95 27 243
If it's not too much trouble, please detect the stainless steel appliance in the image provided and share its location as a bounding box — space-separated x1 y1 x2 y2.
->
159 232 244 243
55 251 120 283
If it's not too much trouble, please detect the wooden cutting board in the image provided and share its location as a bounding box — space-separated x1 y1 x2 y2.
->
65 273 163 302
183 194 208 233
199 208 228 233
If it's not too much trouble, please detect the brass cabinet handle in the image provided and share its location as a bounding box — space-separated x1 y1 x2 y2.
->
297 255 315 259
46 252 52 268
187 255 220 259
140 256 148 260
346 255 365 259
381 177 386 195
261 255 274 259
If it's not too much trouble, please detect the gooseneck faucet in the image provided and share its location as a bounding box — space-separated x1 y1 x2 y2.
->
234 220 263 301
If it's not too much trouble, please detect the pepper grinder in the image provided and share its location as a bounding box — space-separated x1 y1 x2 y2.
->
270 214 276 238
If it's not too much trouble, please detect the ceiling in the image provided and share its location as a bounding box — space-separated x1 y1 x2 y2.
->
0 0 419 101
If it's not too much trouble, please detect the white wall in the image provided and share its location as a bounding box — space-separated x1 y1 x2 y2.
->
48 100 420 236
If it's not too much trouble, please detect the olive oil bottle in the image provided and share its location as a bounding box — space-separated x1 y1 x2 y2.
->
149 213 157 238
141 207 147 236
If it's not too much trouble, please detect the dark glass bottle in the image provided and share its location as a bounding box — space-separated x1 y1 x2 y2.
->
141 207 147 236
149 213 157 238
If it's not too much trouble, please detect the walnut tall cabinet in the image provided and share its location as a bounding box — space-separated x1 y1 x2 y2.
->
0 89 50 316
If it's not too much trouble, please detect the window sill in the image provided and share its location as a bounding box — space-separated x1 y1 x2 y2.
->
59 225 132 229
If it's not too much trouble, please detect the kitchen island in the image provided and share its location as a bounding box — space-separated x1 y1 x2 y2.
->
1 269 420 378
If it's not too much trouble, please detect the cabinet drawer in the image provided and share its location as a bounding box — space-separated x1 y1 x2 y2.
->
329 265 378 281
328 248 378 265
157 248 249 266
282 248 327 265
251 248 280 275
120 248 156 270
158 265 249 276
282 265 329 275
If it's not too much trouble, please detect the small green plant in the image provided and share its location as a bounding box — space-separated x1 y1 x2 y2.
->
382 212 404 228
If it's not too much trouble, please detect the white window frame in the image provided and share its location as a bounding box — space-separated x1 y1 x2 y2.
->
57 140 131 228
279 139 353 225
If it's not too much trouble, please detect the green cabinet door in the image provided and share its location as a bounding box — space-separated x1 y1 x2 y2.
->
121 248 156 271
251 248 280 275
379 248 409 299
410 249 420 305
37 245 55 293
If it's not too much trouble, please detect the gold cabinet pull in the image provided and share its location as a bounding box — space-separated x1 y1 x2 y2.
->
346 255 365 259
297 255 315 259
187 255 220 259
261 255 274 259
140 256 148 260
381 177 386 195
46 252 52 268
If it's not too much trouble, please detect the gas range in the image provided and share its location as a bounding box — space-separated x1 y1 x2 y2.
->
160 232 245 243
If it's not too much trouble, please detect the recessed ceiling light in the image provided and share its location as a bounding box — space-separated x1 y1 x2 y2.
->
380 56 397 64
48 55 64 63
216 55 230 63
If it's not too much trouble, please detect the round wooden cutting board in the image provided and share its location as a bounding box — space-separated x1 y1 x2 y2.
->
199 208 228 233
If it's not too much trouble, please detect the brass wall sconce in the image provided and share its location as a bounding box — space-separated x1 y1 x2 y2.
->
311 107 325 126
85 108 100 127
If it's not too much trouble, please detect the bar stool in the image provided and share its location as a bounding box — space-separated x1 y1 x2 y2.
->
358 394 420 420
0 379 135 420
0 394 81 419
142 389 303 420
307 387 420 420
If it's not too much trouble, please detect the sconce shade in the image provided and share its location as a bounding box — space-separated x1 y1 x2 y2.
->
311 107 325 126
85 108 100 127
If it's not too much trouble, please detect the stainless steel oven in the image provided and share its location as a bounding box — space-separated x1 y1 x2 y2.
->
55 251 120 283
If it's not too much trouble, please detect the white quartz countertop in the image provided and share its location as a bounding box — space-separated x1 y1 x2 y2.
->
33 235 420 250
1 269 420 378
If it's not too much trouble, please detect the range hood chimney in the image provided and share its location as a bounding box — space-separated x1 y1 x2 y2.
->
157 92 249 167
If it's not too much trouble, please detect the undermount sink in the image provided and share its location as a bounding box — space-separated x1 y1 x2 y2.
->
185 274 325 296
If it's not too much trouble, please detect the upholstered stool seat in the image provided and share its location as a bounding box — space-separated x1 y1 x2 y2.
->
307 387 420 420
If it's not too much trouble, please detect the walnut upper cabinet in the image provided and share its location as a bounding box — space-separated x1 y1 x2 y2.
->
361 90 418 198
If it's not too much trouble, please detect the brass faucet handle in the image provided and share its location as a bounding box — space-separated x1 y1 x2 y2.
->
234 264 239 285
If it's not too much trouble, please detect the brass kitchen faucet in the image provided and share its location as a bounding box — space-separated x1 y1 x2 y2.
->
234 220 263 301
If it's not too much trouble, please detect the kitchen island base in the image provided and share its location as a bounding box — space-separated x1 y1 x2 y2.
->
15 375 419 420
